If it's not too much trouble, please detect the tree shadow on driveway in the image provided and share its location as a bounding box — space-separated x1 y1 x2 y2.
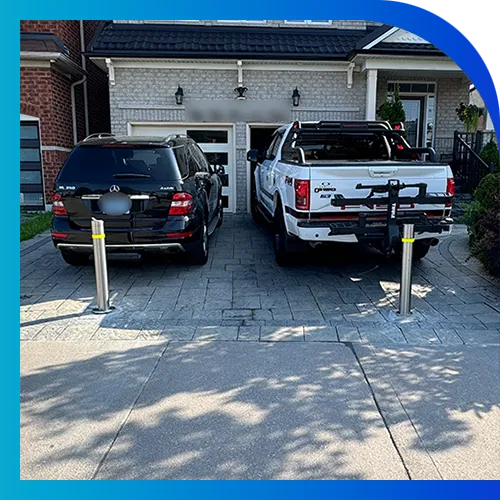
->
20 340 500 480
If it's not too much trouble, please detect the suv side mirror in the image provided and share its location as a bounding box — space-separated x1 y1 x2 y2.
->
247 149 260 163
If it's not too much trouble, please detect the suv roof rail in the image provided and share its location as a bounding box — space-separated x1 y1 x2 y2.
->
82 132 115 142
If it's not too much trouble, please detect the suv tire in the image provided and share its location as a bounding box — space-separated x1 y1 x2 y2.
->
187 219 209 265
216 197 224 228
60 249 90 266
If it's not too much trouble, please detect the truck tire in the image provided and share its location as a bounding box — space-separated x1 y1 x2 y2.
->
273 205 304 266
412 239 432 260
60 249 90 266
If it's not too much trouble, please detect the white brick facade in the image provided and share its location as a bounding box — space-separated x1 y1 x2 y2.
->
109 65 470 211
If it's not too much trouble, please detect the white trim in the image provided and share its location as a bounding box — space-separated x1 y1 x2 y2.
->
365 69 378 120
20 60 51 69
362 27 399 50
361 58 461 72
20 114 39 121
284 20 332 25
41 146 72 153
102 58 355 73
292 106 360 112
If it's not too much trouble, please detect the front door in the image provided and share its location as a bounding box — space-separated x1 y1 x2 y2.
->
401 97 426 147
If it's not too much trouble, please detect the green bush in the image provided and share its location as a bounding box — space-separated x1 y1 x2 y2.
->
480 139 499 172
463 173 500 276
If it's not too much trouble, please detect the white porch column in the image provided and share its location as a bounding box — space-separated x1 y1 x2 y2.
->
365 69 378 120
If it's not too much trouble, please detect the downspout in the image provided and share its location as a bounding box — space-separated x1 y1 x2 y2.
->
79 20 90 136
71 75 87 145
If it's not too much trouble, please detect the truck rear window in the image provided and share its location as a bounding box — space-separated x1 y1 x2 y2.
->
57 145 182 182
290 133 391 162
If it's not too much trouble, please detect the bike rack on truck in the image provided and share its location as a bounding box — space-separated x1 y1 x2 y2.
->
329 179 454 255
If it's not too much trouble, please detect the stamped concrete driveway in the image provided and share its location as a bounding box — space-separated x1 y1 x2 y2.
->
20 216 500 479
21 215 500 345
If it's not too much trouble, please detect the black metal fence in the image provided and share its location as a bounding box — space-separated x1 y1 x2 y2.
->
451 130 497 193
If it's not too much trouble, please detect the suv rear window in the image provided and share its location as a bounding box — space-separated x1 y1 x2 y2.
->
58 145 182 182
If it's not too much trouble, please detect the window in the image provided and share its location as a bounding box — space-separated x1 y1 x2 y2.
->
265 133 283 160
388 82 436 94
187 130 228 144
20 148 40 162
20 124 39 140
20 121 43 209
205 152 228 166
20 192 44 207
58 146 182 182
20 171 42 184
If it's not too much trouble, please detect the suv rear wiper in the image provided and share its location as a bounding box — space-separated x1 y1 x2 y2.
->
113 173 151 178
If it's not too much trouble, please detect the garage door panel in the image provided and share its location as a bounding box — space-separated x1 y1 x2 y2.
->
130 124 235 212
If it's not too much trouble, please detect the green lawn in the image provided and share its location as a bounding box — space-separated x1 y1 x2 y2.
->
20 212 52 242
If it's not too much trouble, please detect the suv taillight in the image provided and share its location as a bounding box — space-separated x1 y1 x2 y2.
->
169 192 193 215
294 179 310 210
52 193 67 216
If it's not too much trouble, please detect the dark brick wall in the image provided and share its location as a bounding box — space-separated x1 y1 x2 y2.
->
20 20 110 204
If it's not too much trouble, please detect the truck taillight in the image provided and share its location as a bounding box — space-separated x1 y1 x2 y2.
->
294 179 310 211
52 193 67 216
446 178 455 207
446 178 455 196
169 192 193 215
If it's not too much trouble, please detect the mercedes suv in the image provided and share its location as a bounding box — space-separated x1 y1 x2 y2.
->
51 133 225 265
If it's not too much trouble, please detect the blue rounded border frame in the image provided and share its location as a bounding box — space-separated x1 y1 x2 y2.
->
5 1 500 497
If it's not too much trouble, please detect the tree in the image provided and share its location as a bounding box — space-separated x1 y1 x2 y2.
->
377 85 406 124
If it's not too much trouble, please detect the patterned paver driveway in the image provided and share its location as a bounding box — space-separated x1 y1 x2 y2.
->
20 216 500 345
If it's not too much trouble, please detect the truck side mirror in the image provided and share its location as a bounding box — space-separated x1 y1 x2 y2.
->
247 149 260 163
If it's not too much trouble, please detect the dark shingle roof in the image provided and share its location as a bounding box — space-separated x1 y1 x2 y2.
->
374 42 443 55
88 23 379 60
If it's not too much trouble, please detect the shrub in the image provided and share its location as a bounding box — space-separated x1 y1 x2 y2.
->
455 102 484 132
480 138 499 172
463 173 500 276
377 85 406 124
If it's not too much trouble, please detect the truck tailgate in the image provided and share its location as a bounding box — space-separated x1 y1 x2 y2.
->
309 162 449 214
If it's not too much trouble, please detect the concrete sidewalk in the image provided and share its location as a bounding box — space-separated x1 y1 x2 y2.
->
20 340 500 480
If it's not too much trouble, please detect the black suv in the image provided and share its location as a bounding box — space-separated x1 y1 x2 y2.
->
51 133 225 265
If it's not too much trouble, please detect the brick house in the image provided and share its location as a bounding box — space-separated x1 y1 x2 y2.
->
20 21 110 210
86 20 482 213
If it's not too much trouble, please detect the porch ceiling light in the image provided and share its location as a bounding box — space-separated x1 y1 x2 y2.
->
175 85 184 105
292 87 301 107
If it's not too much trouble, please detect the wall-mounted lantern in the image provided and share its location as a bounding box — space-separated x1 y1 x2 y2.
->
292 87 301 107
234 85 248 100
175 85 184 105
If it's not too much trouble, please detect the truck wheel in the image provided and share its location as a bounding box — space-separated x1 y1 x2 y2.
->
187 219 209 265
273 206 302 266
412 239 432 260
60 249 89 266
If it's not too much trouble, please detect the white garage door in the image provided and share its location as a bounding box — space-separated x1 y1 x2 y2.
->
130 124 235 212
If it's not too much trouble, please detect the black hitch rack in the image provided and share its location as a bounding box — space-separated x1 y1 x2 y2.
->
329 180 454 253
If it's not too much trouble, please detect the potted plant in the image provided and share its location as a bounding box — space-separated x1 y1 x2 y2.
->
455 102 484 132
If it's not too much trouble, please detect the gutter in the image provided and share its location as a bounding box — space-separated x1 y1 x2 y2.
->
20 51 86 76
80 21 90 136
71 75 87 145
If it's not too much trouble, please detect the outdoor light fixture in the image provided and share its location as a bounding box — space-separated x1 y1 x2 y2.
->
292 87 301 107
175 85 184 105
234 85 248 100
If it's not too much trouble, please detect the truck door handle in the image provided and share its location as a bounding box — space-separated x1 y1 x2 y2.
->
369 169 397 177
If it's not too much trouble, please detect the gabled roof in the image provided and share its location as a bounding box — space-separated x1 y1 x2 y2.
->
87 22 444 60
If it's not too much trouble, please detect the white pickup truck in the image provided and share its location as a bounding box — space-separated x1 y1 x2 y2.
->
247 121 454 266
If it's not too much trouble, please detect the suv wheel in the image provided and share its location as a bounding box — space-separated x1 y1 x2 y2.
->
60 249 89 266
216 197 224 228
187 219 209 265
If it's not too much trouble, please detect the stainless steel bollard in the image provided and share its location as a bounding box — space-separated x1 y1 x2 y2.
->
91 218 114 314
398 224 415 315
